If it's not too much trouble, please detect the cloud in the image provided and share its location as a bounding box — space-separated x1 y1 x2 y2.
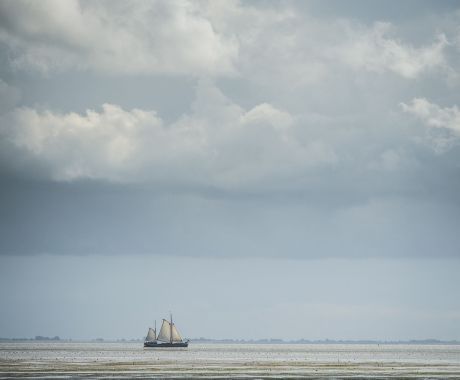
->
0 1 459 260
210 7 451 85
0 79 20 112
0 1 454 83
337 22 448 78
0 0 238 75
2 78 452 198
401 98 460 152
0 82 337 187
0 103 162 181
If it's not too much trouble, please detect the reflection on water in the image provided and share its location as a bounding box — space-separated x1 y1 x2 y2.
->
1 342 460 378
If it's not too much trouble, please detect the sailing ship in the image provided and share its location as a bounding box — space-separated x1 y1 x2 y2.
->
144 314 189 348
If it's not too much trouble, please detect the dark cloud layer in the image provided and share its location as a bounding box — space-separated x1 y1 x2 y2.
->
1 173 459 258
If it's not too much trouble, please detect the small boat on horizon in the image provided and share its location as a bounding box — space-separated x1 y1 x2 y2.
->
144 314 189 348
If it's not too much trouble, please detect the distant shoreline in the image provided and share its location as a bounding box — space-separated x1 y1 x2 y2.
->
1 337 459 345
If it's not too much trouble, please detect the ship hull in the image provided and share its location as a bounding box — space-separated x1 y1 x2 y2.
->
144 341 189 348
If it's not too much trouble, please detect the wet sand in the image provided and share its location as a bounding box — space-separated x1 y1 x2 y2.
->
1 342 459 378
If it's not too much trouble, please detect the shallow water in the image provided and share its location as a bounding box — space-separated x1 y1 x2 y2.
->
1 342 459 378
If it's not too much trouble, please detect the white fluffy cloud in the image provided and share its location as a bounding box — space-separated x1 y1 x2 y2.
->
0 82 336 187
0 1 452 81
337 22 448 78
208 5 450 83
1 103 162 181
0 1 458 192
0 0 238 75
401 98 460 152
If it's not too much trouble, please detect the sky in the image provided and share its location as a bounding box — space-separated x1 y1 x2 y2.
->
0 0 459 341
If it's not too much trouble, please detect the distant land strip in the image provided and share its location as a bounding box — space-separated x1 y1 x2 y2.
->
1 336 459 345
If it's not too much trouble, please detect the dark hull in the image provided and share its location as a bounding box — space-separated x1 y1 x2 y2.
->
144 341 188 348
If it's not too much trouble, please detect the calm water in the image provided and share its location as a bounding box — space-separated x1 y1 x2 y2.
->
1 342 460 378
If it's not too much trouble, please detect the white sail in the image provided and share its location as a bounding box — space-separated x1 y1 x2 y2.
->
157 319 171 342
171 324 182 342
146 327 156 341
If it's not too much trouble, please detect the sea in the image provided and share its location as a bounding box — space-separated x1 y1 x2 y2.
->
1 342 460 378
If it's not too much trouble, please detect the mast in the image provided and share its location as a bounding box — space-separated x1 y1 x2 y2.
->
154 320 156 340
170 313 173 344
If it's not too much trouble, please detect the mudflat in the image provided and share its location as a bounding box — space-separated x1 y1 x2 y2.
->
1 342 460 378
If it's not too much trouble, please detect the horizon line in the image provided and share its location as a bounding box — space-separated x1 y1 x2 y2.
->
1 337 459 345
